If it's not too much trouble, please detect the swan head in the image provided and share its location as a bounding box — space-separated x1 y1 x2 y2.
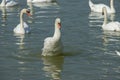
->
55 18 61 29
21 8 31 16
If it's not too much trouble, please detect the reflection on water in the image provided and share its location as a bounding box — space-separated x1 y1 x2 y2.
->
0 7 7 18
14 34 25 50
27 1 59 16
88 12 103 27
89 12 104 19
42 56 64 80
0 7 7 26
32 2 58 8
102 31 120 47
101 31 120 57
109 13 115 22
103 31 120 37
0 6 20 26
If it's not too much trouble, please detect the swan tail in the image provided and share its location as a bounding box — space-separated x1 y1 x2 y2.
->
89 0 94 10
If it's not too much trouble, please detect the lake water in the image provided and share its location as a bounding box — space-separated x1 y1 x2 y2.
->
0 0 120 80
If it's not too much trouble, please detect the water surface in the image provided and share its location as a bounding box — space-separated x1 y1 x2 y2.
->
0 0 120 80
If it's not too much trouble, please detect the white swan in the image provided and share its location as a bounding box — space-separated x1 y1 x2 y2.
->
13 9 31 34
102 7 120 31
89 0 115 13
27 0 56 3
0 0 18 7
42 18 63 56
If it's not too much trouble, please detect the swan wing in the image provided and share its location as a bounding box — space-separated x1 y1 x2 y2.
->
14 22 30 34
43 37 54 49
13 23 25 34
23 22 30 33
89 0 111 13
13 23 21 33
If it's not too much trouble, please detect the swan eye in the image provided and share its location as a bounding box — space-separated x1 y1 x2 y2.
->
102 12 104 15
26 10 30 13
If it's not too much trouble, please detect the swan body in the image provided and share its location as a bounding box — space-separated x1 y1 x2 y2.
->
89 0 115 13
14 22 30 34
27 0 56 3
42 18 63 56
102 7 120 31
13 9 31 34
0 0 18 7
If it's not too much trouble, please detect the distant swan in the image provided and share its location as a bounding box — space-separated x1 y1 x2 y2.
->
0 0 18 7
89 0 115 13
27 0 56 3
115 50 120 56
42 18 63 56
13 8 31 34
102 7 120 31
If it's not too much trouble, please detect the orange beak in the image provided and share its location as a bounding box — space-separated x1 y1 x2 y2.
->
26 10 31 16
27 13 31 16
58 23 61 29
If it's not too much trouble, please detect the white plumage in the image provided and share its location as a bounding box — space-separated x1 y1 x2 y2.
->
102 7 120 31
89 0 115 13
13 9 31 34
14 22 30 34
42 18 63 56
0 0 18 7
27 0 56 3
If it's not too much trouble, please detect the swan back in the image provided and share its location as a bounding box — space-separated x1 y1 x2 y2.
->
89 0 115 13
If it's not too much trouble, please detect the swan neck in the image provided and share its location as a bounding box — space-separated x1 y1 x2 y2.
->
20 11 24 28
103 9 107 25
53 24 61 41
110 0 115 12
1 0 6 6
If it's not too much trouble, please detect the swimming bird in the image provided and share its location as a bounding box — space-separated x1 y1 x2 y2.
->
13 8 31 34
0 0 18 7
89 0 115 13
102 7 120 31
42 18 63 56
